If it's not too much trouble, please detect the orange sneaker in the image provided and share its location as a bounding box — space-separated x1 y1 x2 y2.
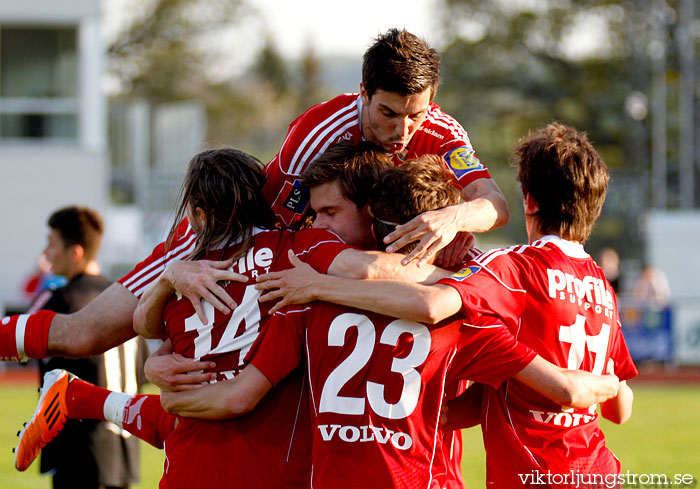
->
14 369 74 471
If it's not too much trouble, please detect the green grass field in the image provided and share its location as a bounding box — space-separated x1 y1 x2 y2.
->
1 381 698 488
0 382 164 489
460 382 700 487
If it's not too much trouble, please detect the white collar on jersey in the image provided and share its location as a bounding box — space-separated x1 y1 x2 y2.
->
206 226 268 250
356 94 366 142
537 235 590 259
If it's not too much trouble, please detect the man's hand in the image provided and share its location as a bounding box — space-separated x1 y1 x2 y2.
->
384 205 466 267
163 258 248 324
433 231 476 269
256 250 320 314
145 341 215 391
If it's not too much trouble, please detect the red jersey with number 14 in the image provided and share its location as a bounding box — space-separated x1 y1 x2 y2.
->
159 227 349 489
251 303 536 489
439 236 638 488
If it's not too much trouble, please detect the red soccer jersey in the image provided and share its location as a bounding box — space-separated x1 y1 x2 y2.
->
158 227 349 489
119 219 197 298
438 236 639 488
251 303 536 489
119 93 488 296
263 93 491 227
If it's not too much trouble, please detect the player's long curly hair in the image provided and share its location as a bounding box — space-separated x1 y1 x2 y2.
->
167 148 277 261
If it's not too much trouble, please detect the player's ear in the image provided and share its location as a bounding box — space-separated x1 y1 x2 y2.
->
523 193 539 214
70 244 84 264
367 206 377 240
194 206 207 230
360 83 370 105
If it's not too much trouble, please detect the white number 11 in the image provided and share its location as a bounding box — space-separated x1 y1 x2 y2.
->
559 314 610 375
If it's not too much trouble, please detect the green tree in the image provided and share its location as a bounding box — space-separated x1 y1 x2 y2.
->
297 43 324 112
434 0 662 257
107 0 248 102
253 35 290 96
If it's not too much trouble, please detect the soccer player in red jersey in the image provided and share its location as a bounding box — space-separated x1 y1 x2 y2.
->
260 123 637 488
120 28 505 304
2 29 516 486
132 148 351 489
0 27 501 367
263 29 508 251
15 144 455 487
152 155 618 489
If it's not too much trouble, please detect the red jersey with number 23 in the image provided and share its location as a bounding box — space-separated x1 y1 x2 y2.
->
439 236 638 489
250 302 536 489
158 227 350 489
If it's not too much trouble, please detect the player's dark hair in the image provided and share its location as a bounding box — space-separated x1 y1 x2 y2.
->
370 155 461 254
362 28 440 100
301 141 392 210
48 206 104 262
168 148 277 261
514 122 609 243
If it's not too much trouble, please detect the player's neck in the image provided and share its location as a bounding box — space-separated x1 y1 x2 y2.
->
84 260 101 276
68 260 100 280
525 215 543 243
359 104 375 145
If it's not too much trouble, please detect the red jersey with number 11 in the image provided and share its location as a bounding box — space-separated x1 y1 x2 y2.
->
439 236 638 488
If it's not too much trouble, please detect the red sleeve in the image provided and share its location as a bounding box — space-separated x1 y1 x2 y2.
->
249 307 307 386
610 321 639 381
441 144 492 190
263 152 310 229
118 218 196 298
292 229 354 274
422 104 492 189
262 95 361 228
448 320 536 389
438 259 523 330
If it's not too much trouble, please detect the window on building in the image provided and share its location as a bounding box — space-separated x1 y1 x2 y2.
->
0 26 78 141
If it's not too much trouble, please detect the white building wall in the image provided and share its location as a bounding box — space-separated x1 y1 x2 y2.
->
645 211 700 365
79 15 107 153
0 0 100 22
0 148 108 310
0 0 108 312
645 211 700 301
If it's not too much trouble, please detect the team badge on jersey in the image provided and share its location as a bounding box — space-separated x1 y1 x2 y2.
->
444 146 484 180
272 179 310 227
450 265 482 281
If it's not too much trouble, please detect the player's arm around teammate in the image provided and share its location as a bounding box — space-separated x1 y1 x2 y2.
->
600 359 634 424
383 177 507 268
149 311 619 421
47 283 138 356
256 258 619 410
157 363 273 419
256 250 455 321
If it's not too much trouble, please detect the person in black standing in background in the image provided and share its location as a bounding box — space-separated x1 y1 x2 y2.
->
29 206 140 489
